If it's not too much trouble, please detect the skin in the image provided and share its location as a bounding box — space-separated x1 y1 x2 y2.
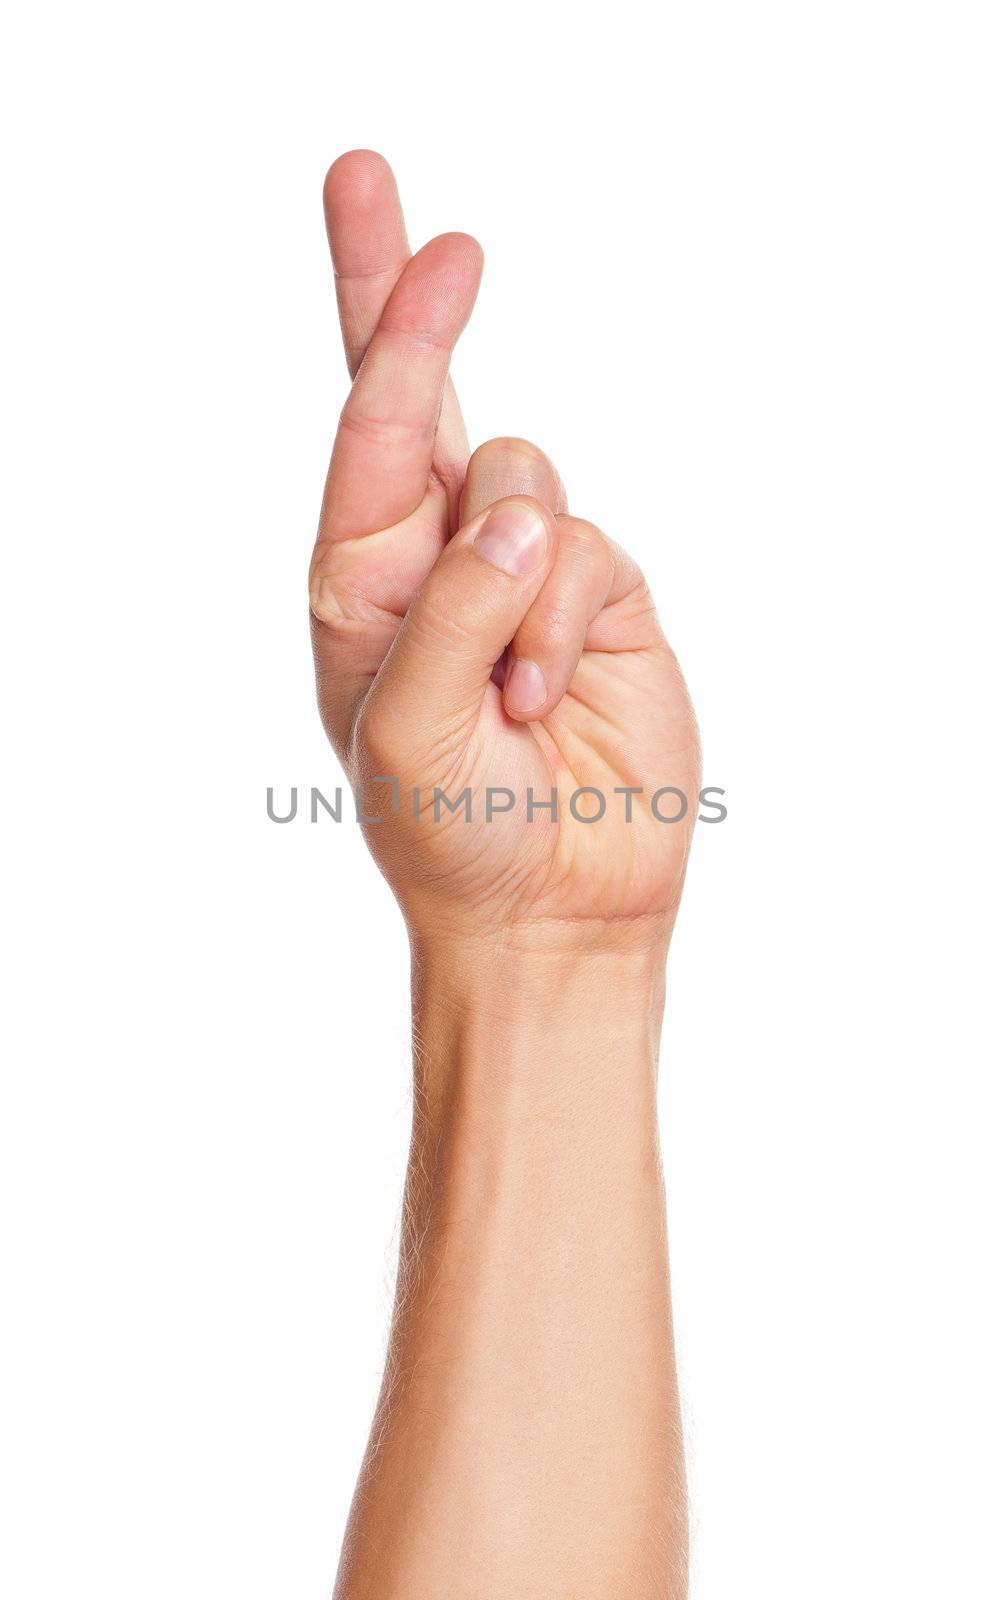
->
310 151 700 1598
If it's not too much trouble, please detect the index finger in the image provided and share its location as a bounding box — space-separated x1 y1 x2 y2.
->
323 150 410 377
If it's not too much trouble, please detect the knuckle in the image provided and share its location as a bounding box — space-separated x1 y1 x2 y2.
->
561 516 605 558
308 542 350 626
353 693 402 771
308 565 347 628
526 598 570 653
308 551 389 641
309 558 399 716
407 585 478 654
470 435 550 468
337 407 432 449
561 519 616 592
309 569 370 652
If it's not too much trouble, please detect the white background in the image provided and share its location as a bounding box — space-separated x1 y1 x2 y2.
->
2 2 984 1595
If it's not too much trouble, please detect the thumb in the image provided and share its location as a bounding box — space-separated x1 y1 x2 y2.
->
362 496 556 755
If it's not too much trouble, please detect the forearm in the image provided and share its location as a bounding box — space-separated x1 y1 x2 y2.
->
334 941 688 1599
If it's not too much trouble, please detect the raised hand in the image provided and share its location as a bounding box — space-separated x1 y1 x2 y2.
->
309 151 700 954
313 153 695 1600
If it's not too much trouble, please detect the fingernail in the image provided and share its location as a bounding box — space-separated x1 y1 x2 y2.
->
506 657 547 714
472 503 547 576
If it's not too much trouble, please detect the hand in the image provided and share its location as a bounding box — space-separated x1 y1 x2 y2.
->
309 152 700 957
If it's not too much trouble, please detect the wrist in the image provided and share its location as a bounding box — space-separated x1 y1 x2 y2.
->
409 928 667 1126
412 923 665 1036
